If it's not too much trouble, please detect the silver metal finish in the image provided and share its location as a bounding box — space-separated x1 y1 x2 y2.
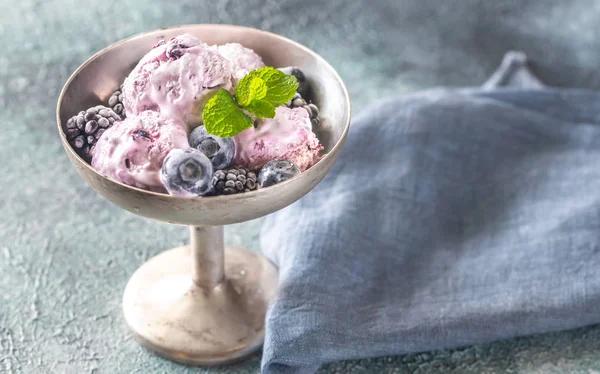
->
122 244 278 366
191 226 224 288
56 24 351 366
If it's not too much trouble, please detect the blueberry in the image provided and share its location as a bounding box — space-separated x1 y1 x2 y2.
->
279 66 309 97
258 160 300 188
160 148 214 196
189 126 234 170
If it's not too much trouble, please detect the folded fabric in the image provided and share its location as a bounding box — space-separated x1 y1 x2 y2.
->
260 52 600 374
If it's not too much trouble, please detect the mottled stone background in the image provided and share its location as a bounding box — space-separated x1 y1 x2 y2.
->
2 0 600 373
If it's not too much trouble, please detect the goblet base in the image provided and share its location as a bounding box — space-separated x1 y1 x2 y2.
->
122 245 278 366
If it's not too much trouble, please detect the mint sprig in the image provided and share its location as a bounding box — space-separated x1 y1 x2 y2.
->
202 67 299 138
235 67 299 111
203 89 254 138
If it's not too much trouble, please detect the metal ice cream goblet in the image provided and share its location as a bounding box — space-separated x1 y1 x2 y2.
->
56 25 350 366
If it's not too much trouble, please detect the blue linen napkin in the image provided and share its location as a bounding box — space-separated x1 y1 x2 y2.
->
260 52 600 373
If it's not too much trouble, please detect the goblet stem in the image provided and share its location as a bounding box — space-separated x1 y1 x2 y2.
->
190 225 224 288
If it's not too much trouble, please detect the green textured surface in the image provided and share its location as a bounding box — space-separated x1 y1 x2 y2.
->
2 0 600 373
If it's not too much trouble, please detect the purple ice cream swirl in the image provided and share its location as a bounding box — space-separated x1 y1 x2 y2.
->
233 106 323 172
91 111 189 192
122 34 234 132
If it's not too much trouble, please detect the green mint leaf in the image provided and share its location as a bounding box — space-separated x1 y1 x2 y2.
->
261 69 299 106
202 89 253 138
235 67 299 117
236 76 267 107
244 100 276 118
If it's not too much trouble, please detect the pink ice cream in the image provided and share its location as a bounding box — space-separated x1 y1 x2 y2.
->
91 111 189 192
233 106 323 171
122 34 233 130
216 43 264 85
122 34 265 131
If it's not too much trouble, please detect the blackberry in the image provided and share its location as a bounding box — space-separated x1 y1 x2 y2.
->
211 166 258 195
65 105 121 161
286 92 321 127
108 86 126 117
288 92 306 108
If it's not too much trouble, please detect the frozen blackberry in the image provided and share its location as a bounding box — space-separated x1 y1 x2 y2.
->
211 166 258 195
65 105 121 161
286 92 321 127
108 86 126 117
287 92 307 108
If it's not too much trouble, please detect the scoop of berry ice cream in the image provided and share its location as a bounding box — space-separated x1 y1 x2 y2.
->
122 34 233 131
233 106 323 171
216 43 264 85
91 111 189 192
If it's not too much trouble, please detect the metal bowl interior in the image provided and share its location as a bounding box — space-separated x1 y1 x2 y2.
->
57 25 350 226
